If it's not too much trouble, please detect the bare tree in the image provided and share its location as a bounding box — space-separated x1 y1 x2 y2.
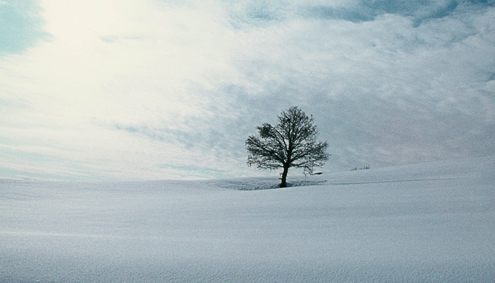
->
246 106 329 187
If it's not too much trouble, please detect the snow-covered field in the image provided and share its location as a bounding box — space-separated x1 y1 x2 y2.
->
1 157 494 282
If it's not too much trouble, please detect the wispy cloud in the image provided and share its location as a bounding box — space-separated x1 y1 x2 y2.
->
0 0 494 180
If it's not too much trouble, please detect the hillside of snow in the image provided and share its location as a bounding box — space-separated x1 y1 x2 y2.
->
1 156 494 282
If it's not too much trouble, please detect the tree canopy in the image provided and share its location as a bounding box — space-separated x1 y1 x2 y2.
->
246 106 329 187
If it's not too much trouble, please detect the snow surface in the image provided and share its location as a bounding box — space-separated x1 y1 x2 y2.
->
1 156 494 282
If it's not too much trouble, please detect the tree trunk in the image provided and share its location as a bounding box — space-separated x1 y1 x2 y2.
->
280 165 289 187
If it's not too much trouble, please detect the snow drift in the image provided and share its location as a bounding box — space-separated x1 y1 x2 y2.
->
1 156 494 282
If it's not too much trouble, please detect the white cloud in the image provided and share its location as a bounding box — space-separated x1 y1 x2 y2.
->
203 4 495 170
1 0 494 180
1 0 244 179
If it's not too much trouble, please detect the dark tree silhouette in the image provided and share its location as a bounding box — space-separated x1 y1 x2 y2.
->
246 106 329 187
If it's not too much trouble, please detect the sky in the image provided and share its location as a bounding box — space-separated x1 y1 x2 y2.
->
1 0 494 181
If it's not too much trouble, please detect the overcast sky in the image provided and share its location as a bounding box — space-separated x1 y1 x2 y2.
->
1 0 494 181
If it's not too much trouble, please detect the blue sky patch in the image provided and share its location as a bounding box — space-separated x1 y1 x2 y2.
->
0 0 50 56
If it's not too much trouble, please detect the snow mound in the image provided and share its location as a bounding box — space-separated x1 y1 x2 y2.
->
208 176 327 190
1 156 494 282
